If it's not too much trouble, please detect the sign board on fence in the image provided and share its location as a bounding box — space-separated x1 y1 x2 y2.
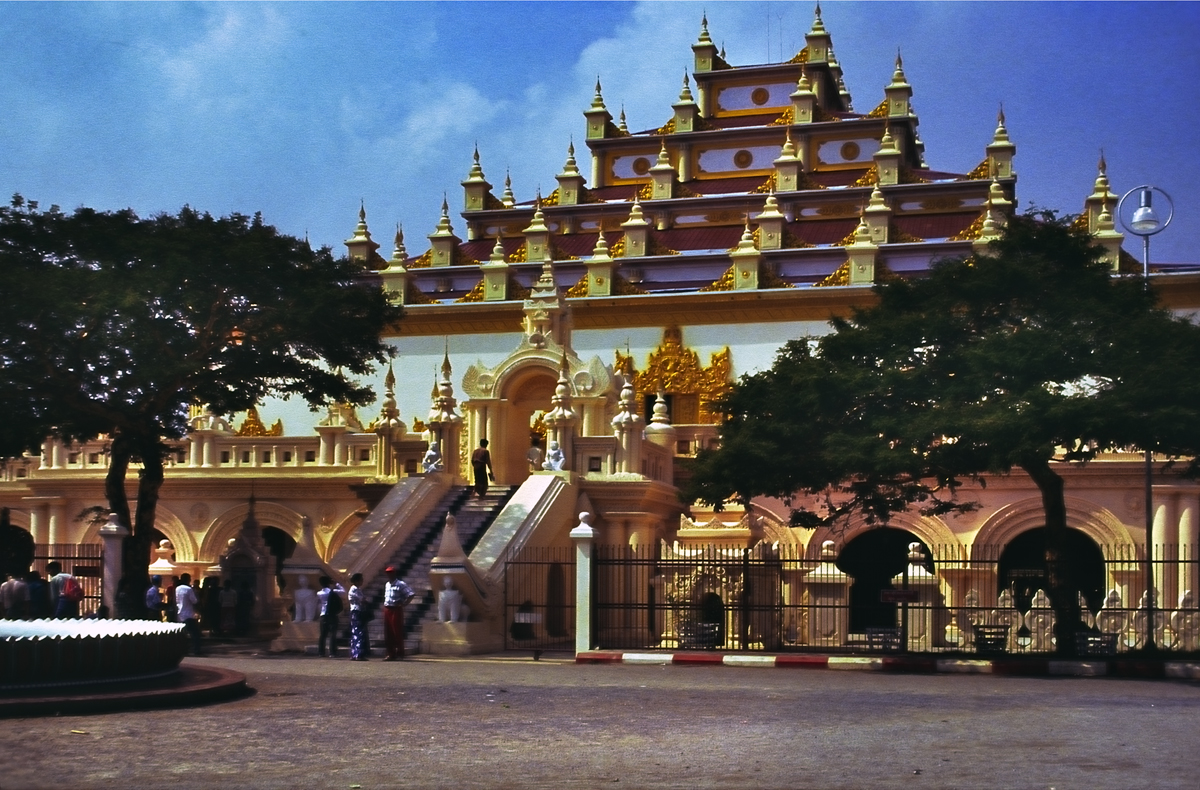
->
880 589 921 603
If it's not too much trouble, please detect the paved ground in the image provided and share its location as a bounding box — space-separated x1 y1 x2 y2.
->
2 652 1199 790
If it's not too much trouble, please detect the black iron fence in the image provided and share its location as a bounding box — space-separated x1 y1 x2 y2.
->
590 541 1200 656
503 546 575 651
32 543 105 617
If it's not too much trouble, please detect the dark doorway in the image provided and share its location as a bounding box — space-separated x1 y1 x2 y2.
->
998 527 1105 613
837 528 933 632
261 526 296 593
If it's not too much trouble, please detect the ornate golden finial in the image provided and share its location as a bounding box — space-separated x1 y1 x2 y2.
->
385 361 396 393
1098 148 1107 174
442 339 452 381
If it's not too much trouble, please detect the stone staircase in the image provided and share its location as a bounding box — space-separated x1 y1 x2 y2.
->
346 484 517 655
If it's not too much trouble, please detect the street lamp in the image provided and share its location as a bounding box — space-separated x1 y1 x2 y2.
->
1117 184 1174 651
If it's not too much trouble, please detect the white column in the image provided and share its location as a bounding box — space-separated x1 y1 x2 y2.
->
27 504 45 544
47 499 65 545
1153 493 1177 601
570 512 597 655
1179 495 1198 602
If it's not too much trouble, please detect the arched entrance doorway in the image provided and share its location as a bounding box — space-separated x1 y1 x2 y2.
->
997 527 1106 613
837 527 933 632
497 367 557 485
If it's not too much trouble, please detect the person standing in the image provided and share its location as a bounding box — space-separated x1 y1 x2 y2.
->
471 439 494 497
146 575 164 620
348 572 370 661
1 571 29 619
381 565 414 661
47 561 81 618
25 571 50 620
316 575 345 658
175 573 202 655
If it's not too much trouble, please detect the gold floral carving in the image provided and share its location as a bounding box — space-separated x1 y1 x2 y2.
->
456 279 487 303
565 273 647 298
867 99 889 118
609 236 627 258
411 418 427 433
636 182 654 201
565 275 589 298
408 249 433 269
655 118 677 135
541 190 561 207
236 406 283 437
851 164 879 187
616 327 732 425
948 213 985 241
700 266 737 292
966 159 991 180
787 47 810 64
483 192 506 210
772 108 794 126
920 196 964 212
814 261 850 287
507 244 528 263
818 203 860 218
753 173 779 193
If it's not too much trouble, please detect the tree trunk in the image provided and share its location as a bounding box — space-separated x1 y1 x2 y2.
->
1020 458 1082 657
124 439 166 595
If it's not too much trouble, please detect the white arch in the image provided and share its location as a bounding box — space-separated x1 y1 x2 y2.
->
805 512 963 563
972 496 1135 554
76 506 197 559
198 501 306 563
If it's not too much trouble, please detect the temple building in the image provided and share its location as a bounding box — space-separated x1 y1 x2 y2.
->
4 8 1199 655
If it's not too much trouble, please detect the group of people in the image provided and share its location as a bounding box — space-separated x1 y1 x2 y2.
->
316 566 413 661
0 562 84 620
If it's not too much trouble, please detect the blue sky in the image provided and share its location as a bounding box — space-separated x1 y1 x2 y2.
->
2 1 1197 264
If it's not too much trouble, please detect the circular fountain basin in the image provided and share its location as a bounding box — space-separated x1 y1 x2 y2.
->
1 619 188 691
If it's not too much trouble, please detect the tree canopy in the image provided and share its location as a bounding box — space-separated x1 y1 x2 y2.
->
0 196 399 583
686 211 1200 652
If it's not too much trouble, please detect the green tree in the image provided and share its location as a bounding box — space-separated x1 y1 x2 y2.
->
686 211 1200 655
0 196 398 589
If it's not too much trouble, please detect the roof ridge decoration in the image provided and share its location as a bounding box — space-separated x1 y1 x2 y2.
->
814 258 898 288
565 272 648 298
614 327 732 425
236 406 284 437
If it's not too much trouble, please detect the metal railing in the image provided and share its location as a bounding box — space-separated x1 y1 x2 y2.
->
587 541 1200 655
503 546 574 652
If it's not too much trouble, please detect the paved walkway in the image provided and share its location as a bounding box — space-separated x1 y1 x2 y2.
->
3 651 1200 789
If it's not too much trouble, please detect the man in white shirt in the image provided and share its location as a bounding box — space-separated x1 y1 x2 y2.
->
382 566 414 661
316 576 345 658
175 573 201 655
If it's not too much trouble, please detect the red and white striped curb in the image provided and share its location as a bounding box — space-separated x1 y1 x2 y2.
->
575 651 1200 679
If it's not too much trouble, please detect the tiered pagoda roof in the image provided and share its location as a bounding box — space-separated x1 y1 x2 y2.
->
351 6 1147 315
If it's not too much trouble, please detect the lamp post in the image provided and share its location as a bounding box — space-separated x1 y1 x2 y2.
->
1117 185 1174 651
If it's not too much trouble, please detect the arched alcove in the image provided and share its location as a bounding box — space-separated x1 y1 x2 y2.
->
836 527 933 632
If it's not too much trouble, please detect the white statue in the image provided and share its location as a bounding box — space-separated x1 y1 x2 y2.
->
437 576 468 623
542 441 565 471
526 443 543 471
422 442 443 473
293 575 318 622
1024 589 1056 651
1171 590 1200 651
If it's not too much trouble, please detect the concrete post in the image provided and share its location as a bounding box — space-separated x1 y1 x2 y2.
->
98 513 129 615
570 512 597 655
